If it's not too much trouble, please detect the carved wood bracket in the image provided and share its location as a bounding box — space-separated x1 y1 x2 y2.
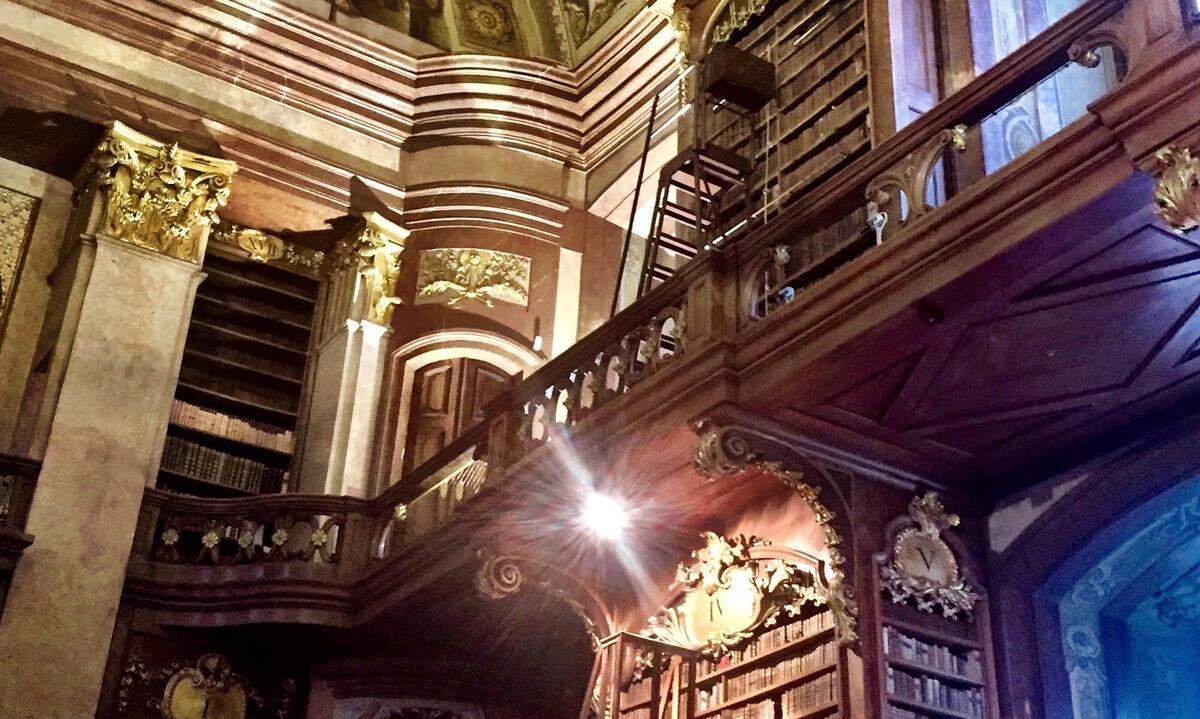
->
473 550 617 642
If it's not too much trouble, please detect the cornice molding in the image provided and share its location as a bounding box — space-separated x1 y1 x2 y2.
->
3 0 679 177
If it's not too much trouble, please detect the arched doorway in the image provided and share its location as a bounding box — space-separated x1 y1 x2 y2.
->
1034 476 1200 719
402 357 510 474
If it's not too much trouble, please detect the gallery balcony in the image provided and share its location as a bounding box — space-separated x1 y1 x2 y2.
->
119 0 1200 632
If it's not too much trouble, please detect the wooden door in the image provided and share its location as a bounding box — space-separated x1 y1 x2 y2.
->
403 358 510 473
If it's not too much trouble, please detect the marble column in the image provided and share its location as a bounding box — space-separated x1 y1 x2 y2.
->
0 122 236 718
299 212 407 498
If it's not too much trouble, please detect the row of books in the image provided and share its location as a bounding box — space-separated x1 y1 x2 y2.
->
161 435 285 494
885 666 985 719
882 625 983 681
700 641 837 706
713 698 773 719
782 671 838 718
699 610 835 676
171 398 293 453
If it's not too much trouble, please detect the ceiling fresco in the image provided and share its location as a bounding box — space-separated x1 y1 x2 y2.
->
349 0 642 65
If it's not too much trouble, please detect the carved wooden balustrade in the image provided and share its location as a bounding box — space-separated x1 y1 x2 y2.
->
136 489 374 567
736 0 1138 323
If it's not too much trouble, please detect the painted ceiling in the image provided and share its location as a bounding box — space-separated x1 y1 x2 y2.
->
349 0 643 66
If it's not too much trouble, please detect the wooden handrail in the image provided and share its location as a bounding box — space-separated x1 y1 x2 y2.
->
374 419 490 509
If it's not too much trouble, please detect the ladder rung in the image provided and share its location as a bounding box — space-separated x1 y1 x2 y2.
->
660 202 712 226
656 233 697 255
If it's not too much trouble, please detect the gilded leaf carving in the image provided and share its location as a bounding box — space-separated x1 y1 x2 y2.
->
416 248 530 307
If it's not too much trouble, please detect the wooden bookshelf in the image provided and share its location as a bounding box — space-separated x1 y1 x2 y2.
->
872 551 1000 719
620 606 844 719
157 253 316 497
703 0 872 214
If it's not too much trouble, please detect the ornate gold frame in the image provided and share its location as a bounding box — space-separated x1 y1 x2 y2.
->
692 420 859 644
879 492 979 619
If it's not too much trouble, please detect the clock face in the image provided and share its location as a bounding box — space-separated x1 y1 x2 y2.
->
163 670 246 719
680 564 764 645
894 533 957 586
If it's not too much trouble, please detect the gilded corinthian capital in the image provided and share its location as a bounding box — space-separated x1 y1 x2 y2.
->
329 212 410 326
1155 146 1200 233
75 122 238 263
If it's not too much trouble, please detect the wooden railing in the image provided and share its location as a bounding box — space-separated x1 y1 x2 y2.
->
136 488 374 568
735 0 1131 322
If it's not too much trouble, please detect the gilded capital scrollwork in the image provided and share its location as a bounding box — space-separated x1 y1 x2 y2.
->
329 212 410 325
1154 146 1200 233
76 122 237 263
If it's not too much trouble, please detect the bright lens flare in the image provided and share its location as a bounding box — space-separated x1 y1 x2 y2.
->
582 492 629 540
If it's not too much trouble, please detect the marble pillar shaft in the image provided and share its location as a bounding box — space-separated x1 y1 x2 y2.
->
0 237 202 717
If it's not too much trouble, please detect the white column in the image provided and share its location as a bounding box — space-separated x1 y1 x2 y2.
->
299 212 408 498
552 246 583 357
0 122 235 718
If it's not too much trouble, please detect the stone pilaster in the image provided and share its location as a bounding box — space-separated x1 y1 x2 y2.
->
299 212 408 498
0 122 236 718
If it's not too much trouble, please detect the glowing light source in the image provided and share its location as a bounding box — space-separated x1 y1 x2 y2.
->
582 491 629 540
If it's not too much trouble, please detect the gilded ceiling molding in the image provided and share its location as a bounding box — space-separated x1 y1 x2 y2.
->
329 212 411 325
210 224 326 273
691 419 859 644
75 121 237 264
1154 146 1200 233
474 551 617 641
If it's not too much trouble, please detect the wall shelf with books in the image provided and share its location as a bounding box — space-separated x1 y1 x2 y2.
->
620 606 844 719
871 497 1000 719
158 253 316 498
703 0 871 214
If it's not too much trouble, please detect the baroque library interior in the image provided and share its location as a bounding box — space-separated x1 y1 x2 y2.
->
0 0 1199 717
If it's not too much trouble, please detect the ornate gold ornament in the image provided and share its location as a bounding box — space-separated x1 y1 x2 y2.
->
329 212 409 325
1154 146 1200 233
210 224 326 271
161 654 247 719
644 532 826 656
475 553 525 599
0 185 37 330
463 0 516 42
561 0 620 44
880 492 979 619
416 248 530 308
691 420 858 644
712 0 770 44
77 122 237 263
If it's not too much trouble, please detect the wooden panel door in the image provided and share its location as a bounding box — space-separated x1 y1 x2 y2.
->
403 358 510 473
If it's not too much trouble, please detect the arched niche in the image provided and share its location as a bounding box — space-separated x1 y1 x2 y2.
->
376 329 541 493
1034 475 1200 719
